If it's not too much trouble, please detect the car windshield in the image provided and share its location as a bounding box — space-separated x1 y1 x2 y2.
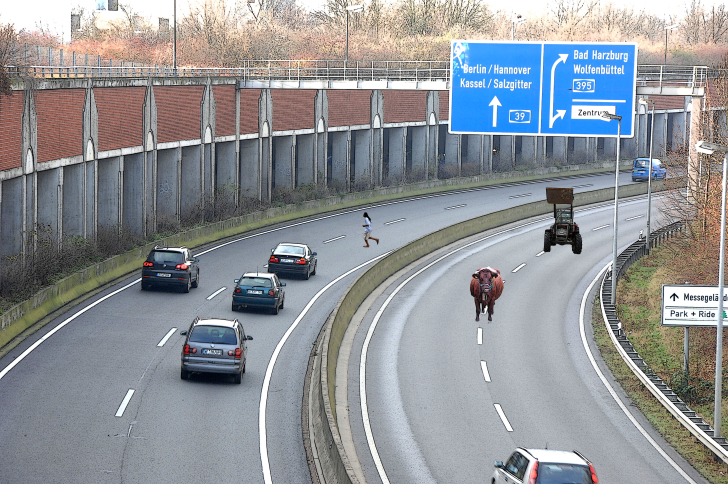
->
241 277 272 287
634 159 648 169
535 463 592 484
276 245 305 256
151 251 184 264
189 326 237 345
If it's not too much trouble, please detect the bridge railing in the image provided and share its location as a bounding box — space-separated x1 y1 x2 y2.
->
6 61 710 90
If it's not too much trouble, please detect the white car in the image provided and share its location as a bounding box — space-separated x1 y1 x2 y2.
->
492 448 598 484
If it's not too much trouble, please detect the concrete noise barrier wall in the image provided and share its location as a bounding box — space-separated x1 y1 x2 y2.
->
309 181 658 483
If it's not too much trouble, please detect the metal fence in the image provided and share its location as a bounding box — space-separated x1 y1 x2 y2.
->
6 60 709 88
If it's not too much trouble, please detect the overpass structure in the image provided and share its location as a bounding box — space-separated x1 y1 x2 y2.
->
0 62 708 261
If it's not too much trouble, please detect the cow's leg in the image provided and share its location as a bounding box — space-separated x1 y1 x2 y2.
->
474 298 480 322
488 300 495 321
481 293 487 313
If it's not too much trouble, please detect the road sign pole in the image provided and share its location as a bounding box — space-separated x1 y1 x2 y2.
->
714 152 728 439
611 117 621 306
684 327 689 376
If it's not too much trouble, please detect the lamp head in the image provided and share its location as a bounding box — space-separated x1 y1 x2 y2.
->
346 4 364 11
666 24 679 30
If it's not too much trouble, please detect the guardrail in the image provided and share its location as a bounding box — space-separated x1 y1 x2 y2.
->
5 61 709 90
308 182 658 484
600 222 728 464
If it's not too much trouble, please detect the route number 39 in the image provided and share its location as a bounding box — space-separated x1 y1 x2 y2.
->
573 79 595 93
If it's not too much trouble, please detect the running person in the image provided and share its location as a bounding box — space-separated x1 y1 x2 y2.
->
362 212 379 247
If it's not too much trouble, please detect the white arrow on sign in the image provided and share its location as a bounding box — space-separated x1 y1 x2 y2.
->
549 54 568 128
489 96 501 128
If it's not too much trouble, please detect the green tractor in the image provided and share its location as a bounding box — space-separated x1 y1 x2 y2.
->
543 187 582 254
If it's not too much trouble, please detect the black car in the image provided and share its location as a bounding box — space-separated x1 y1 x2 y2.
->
180 317 253 384
141 246 200 292
267 243 317 279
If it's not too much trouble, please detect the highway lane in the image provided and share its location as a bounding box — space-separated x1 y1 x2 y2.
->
347 196 708 483
0 172 644 483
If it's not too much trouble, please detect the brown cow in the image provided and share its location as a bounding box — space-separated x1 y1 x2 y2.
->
469 267 504 322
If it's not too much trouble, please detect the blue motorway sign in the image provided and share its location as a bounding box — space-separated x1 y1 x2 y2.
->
449 41 638 137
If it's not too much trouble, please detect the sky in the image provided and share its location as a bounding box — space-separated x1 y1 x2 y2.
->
1 0 697 44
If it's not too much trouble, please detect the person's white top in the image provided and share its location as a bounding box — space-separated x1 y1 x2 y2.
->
364 217 372 233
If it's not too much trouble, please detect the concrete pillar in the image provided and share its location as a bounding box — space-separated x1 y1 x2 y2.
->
521 136 537 167
122 153 144 236
493 136 514 172
428 125 438 179
97 156 121 230
37 167 61 240
156 148 179 224
296 134 316 186
329 131 349 189
570 137 588 164
352 129 371 189
387 127 406 182
553 137 567 165
143 82 157 237
0 178 22 257
411 126 427 181
86 159 96 239
273 135 294 190
463 134 481 176
638 111 648 158
442 130 459 178
654 112 668 159
62 164 85 237
240 139 259 200
371 91 384 186
261 136 271 203
181 145 201 221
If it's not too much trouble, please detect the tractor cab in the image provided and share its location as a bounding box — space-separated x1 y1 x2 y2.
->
544 187 582 254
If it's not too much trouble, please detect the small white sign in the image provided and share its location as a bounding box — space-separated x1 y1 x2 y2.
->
661 284 728 327
571 105 616 121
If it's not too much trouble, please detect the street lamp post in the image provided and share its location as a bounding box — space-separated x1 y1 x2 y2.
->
173 0 177 74
639 98 656 254
602 112 622 306
512 15 527 41
664 24 678 64
345 4 364 73
696 140 728 439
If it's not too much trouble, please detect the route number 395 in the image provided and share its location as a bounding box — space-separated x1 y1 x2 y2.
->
573 79 595 93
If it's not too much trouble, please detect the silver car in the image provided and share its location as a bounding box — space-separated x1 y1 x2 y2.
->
180 318 253 384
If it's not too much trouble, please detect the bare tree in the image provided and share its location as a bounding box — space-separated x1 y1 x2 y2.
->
0 21 22 95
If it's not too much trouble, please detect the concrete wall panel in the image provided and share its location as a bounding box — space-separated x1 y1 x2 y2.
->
273 136 294 189
97 157 120 229
37 168 60 236
156 148 179 223
296 134 315 186
0 177 23 257
62 163 85 237
181 146 201 220
122 153 144 236
240 139 259 199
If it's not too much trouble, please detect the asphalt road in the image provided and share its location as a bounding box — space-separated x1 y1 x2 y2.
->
344 195 708 483
0 172 686 483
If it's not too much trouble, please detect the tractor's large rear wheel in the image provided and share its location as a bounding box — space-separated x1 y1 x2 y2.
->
543 232 552 253
572 233 583 254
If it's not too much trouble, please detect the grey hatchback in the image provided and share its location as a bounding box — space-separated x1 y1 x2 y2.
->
180 318 253 384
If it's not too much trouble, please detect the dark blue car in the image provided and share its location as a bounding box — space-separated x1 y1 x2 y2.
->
231 272 285 315
632 158 666 182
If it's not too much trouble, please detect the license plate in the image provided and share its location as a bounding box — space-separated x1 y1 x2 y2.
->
282 259 294 263
248 289 263 295
157 273 171 277
202 348 222 355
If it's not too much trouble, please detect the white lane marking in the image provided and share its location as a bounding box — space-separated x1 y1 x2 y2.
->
494 404 513 432
115 389 135 417
445 204 467 210
0 279 141 381
481 361 491 382
626 215 644 221
260 252 392 484
508 193 531 199
572 183 594 189
536 251 545 257
592 224 610 231
323 235 346 244
385 218 406 225
477 328 483 345
580 264 698 483
157 328 177 347
512 263 526 273
207 287 227 300
193 175 604 257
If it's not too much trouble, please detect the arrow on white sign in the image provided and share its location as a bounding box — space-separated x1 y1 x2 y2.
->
549 54 568 128
489 96 501 127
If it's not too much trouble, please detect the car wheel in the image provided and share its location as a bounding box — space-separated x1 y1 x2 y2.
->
233 371 242 384
304 266 310 280
280 297 284 309
181 368 189 380
273 304 279 315
543 232 551 253
183 278 191 293
311 262 317 276
242 361 246 374
572 233 583 254
191 270 199 288
141 281 149 291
